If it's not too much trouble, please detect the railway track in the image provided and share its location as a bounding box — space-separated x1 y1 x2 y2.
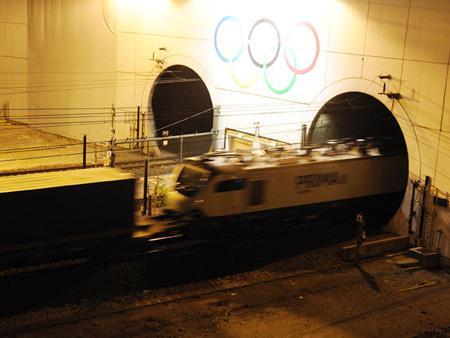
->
0 211 360 278
116 154 178 176
4 213 436 337
0 215 359 295
0 151 178 177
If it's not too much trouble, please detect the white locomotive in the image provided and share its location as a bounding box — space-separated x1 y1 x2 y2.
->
164 141 408 225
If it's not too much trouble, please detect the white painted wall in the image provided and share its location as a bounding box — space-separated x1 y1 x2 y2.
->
27 0 117 141
2 0 450 256
0 0 28 119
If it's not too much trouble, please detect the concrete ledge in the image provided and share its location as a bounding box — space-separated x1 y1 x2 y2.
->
341 235 410 261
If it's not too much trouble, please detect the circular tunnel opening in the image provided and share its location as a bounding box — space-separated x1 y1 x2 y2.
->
308 91 409 226
151 65 213 156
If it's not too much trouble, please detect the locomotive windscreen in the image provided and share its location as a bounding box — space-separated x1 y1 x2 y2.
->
176 165 210 197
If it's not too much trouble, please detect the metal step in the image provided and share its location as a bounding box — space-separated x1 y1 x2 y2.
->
409 247 440 268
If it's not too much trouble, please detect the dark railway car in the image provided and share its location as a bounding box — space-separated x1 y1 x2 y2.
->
0 168 135 257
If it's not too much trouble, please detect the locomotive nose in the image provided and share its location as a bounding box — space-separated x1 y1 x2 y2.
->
165 191 192 214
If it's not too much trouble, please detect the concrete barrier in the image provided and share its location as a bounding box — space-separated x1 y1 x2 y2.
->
341 235 411 261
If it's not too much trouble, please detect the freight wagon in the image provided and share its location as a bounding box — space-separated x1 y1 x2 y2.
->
0 168 135 259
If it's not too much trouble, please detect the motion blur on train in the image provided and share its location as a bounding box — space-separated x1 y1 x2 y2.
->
0 134 408 265
164 137 408 227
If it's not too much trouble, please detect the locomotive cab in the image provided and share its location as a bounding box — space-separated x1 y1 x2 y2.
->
165 163 211 216
166 161 248 218
203 173 248 217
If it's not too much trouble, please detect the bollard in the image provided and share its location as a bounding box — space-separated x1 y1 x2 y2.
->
142 158 148 216
82 134 87 168
179 136 183 163
300 124 307 149
355 212 366 264
136 106 140 149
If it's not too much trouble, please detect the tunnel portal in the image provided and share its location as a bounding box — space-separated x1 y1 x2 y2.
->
308 92 409 225
308 92 407 155
151 65 213 156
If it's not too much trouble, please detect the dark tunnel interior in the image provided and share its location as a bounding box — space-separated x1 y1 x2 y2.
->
151 65 213 156
307 92 409 224
308 91 407 155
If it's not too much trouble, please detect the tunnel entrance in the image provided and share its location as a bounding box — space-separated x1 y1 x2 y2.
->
308 92 407 154
308 92 408 225
151 65 213 156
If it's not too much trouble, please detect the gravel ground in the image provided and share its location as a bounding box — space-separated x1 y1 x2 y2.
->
1 226 450 337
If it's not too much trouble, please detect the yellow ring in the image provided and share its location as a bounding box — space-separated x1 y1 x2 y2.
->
228 62 259 89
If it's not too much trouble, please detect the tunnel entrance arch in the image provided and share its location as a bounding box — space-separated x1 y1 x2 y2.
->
308 92 407 154
308 91 408 225
150 65 214 156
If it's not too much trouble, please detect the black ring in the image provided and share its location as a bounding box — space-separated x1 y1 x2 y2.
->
247 18 280 69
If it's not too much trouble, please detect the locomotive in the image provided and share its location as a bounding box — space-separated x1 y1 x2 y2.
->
164 140 408 226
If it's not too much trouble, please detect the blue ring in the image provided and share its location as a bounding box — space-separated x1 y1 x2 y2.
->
214 16 245 63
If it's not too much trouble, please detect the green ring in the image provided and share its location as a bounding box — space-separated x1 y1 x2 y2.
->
263 49 296 95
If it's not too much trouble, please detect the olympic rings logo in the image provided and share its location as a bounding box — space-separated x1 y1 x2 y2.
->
214 16 320 95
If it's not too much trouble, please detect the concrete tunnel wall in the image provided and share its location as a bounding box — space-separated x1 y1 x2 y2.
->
1 0 449 259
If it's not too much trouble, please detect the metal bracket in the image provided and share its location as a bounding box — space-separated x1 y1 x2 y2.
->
386 92 402 100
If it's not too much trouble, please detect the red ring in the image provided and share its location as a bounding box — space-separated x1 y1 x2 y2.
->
283 21 320 75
